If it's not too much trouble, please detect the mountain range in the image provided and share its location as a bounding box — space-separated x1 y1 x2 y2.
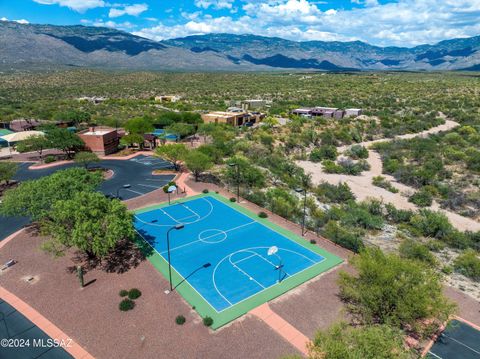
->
1 21 480 72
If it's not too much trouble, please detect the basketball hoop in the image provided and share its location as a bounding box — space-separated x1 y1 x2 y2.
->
267 246 278 256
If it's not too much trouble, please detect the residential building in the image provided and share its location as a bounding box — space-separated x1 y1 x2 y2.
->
78 127 119 155
155 95 182 103
201 111 265 126
241 99 268 111
345 108 363 117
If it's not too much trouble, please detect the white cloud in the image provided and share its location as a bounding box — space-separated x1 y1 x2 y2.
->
109 3 148 18
194 0 235 10
1 17 8 21
32 0 105 12
14 19 30 24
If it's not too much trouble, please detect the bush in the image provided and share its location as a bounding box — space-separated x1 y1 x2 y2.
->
409 188 433 207
128 288 142 300
229 197 236 202
176 315 186 325
309 145 338 162
372 176 399 193
323 220 364 253
203 316 213 327
119 289 128 297
119 298 135 311
44 155 56 163
346 145 369 159
202 189 209 193
442 265 453 275
454 249 480 280
258 211 268 218
399 239 437 265
315 182 355 203
310 239 317 244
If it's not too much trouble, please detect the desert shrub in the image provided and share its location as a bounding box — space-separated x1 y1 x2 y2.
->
399 239 437 265
310 239 317 244
315 182 355 203
119 298 135 311
385 204 414 224
322 220 364 253
441 266 453 275
310 145 338 162
176 315 186 325
346 145 369 159
202 189 209 193
409 210 453 239
229 197 236 202
203 316 213 327
258 211 268 218
409 188 434 207
453 249 480 280
372 176 399 193
128 288 142 300
119 289 128 297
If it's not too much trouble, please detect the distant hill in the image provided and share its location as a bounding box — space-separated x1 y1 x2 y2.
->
1 21 480 71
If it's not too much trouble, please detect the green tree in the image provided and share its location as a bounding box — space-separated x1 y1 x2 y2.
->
0 161 18 185
165 123 195 139
338 248 455 337
399 239 437 266
53 110 90 126
184 150 213 181
120 133 144 149
0 168 103 220
74 152 100 169
155 143 188 171
309 322 415 359
15 135 50 162
42 191 134 259
124 117 154 135
46 128 84 159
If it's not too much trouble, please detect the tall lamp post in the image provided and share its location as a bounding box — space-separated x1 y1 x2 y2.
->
295 187 307 236
228 162 240 203
116 184 131 199
166 224 185 292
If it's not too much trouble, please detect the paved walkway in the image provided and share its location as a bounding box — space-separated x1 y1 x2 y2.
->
0 287 94 359
250 303 310 356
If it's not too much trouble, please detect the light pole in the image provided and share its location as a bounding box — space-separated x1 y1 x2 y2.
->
295 187 307 236
228 162 240 203
116 184 131 199
166 224 185 292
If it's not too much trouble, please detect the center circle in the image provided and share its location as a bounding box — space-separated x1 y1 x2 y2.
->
199 229 227 244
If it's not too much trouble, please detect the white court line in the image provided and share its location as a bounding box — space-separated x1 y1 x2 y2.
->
124 188 145 196
176 214 198 222
134 197 214 228
179 203 201 218
228 256 265 289
160 221 256 254
231 254 256 265
159 208 181 224
428 351 442 359
200 221 255 241
213 246 324 313
145 178 171 181
134 229 222 311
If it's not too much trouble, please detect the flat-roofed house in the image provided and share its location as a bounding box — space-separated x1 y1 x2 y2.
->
291 108 313 116
345 108 363 117
78 127 119 155
201 111 264 126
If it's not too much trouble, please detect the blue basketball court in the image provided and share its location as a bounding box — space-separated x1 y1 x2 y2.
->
134 194 343 328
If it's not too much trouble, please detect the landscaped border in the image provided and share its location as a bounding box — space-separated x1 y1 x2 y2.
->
134 192 344 329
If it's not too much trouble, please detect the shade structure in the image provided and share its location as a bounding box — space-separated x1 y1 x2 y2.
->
0 130 45 143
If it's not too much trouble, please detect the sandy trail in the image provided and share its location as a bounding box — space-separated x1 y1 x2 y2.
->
298 119 480 232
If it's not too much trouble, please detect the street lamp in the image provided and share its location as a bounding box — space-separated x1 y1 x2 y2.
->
228 162 240 203
166 224 185 292
116 184 131 199
295 187 307 236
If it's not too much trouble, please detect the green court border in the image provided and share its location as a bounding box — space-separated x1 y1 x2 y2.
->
134 192 344 329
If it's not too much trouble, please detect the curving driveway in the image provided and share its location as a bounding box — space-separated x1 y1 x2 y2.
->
0 155 176 240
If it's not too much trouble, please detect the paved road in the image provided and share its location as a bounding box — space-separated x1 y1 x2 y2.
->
0 155 175 240
0 298 74 359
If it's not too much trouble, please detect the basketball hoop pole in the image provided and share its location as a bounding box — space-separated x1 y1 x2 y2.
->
166 224 184 292
268 246 283 283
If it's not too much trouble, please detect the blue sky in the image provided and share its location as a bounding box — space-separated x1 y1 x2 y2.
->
1 0 480 47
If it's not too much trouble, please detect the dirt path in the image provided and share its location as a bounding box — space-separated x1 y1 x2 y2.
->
298 119 480 231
